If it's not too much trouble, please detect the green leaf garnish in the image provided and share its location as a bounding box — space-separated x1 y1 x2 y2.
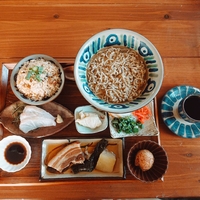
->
25 66 44 81
111 116 143 134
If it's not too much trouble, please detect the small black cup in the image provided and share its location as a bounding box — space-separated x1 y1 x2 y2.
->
178 94 200 123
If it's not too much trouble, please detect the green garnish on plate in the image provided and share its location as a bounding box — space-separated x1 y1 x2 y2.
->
111 116 143 134
25 66 44 81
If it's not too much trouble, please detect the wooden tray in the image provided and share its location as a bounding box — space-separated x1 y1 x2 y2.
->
0 62 161 184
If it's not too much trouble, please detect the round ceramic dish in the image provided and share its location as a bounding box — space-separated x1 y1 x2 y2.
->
161 85 200 138
0 135 32 172
74 29 164 113
127 140 168 182
74 105 108 134
10 54 65 105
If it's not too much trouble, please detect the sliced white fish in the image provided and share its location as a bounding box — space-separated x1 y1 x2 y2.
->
20 106 55 120
19 105 56 133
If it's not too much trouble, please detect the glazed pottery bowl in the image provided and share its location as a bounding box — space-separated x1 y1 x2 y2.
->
74 29 164 113
10 54 65 105
127 140 168 182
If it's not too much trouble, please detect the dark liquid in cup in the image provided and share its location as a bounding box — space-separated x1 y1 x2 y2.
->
5 142 26 164
184 96 200 120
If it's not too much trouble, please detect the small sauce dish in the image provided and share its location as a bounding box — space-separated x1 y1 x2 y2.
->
0 135 31 172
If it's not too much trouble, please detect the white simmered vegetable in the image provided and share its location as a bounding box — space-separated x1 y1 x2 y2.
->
96 149 116 173
75 111 102 129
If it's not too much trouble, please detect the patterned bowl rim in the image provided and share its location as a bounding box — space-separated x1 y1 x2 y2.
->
74 28 164 113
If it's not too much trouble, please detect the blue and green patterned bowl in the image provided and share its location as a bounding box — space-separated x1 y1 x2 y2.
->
74 29 164 113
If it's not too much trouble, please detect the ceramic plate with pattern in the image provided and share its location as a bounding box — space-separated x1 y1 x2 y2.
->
40 138 125 181
74 29 164 113
161 85 200 138
74 105 108 134
109 100 159 138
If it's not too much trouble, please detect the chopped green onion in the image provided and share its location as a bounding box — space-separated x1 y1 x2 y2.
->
25 66 44 81
25 71 32 80
111 116 143 134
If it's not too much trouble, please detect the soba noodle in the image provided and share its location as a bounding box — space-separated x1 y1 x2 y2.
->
87 45 148 104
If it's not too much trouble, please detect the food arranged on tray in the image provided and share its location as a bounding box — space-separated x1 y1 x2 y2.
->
40 138 124 180
1 29 168 182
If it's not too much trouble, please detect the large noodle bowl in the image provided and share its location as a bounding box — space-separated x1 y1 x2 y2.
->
87 45 148 104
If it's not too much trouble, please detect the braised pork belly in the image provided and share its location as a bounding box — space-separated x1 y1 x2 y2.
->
47 141 85 173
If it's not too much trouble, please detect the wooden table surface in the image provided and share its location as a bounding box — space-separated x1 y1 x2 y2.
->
0 0 200 199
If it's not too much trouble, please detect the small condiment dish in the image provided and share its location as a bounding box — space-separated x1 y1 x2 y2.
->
109 101 159 138
0 135 31 172
74 105 108 134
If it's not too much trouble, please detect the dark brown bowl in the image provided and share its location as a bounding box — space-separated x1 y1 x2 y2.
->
127 140 168 182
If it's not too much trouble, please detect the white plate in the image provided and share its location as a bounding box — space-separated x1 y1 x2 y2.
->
40 138 124 180
0 135 31 172
109 101 159 138
74 105 108 134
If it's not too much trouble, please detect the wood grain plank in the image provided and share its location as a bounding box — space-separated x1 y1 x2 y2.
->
0 21 199 59
1 4 200 21
0 3 199 59
1 0 200 5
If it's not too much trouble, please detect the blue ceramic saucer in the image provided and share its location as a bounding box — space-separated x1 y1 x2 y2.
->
161 85 200 138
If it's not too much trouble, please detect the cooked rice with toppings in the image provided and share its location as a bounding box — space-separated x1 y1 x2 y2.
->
16 58 62 101
87 45 148 104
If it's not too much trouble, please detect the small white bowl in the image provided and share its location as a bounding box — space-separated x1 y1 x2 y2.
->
0 135 31 172
74 105 108 134
10 54 65 105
